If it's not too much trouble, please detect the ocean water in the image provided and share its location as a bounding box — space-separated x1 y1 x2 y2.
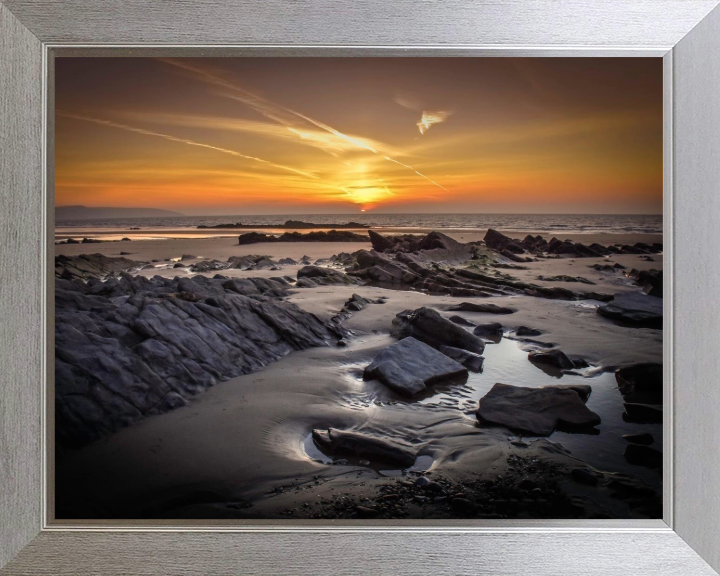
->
55 213 663 235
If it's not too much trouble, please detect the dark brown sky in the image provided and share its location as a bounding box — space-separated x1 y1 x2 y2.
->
55 57 663 214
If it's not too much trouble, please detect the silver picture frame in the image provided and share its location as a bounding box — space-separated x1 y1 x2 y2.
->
1 1 719 573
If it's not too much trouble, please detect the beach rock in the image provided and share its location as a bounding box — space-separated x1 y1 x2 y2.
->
391 307 485 354
623 403 663 423
516 326 542 337
477 383 601 435
297 265 360 286
364 337 468 397
624 444 662 468
597 292 663 328
539 384 592 402
278 257 297 265
439 345 485 372
615 363 662 404
239 230 368 244
623 433 655 446
473 322 503 337
449 315 475 327
538 275 595 285
447 302 514 315
528 349 575 370
484 229 524 253
312 428 417 467
55 253 144 280
627 268 662 297
55 275 344 447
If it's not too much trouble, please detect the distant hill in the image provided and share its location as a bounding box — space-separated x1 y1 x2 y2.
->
56 206 185 220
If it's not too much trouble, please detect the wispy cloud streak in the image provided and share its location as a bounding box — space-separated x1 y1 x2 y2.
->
57 111 319 180
158 58 449 193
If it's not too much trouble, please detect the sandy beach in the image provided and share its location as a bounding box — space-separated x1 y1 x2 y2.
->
54 227 664 521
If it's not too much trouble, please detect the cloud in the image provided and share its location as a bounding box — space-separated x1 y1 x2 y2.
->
417 110 453 135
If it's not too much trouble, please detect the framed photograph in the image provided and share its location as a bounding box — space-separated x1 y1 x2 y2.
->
1 1 719 574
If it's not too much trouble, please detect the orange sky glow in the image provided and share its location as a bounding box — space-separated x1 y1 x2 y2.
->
55 57 663 215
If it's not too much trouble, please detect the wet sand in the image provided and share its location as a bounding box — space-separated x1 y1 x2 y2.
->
54 231 663 521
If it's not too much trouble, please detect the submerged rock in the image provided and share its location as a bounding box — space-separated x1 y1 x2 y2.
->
364 337 468 397
312 428 418 467
528 349 575 370
391 307 485 354
477 383 601 436
597 292 663 328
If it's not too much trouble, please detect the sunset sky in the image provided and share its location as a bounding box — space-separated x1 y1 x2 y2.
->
55 57 663 215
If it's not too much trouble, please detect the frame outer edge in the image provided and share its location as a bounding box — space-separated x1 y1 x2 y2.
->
0 2 44 571
672 3 720 573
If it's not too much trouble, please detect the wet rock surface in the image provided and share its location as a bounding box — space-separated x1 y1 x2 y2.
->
597 293 663 328
55 274 344 446
477 383 601 436
528 349 575 370
438 345 485 372
312 428 418 467
391 307 485 354
363 337 468 397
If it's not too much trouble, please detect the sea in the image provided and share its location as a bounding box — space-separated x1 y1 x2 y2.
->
55 213 663 235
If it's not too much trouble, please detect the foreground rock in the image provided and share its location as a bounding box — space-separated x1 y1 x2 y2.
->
439 345 485 372
363 337 468 397
312 428 418 467
627 268 662 298
477 383 601 436
296 265 361 287
391 307 485 354
55 274 344 446
238 230 368 245
528 349 575 370
448 302 514 315
55 253 144 280
597 292 663 328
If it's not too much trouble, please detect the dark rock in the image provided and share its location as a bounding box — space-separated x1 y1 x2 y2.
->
539 384 592 403
473 322 503 337
439 345 485 372
484 229 520 252
55 254 145 280
450 498 477 514
447 302 514 315
180 254 196 261
627 268 662 298
297 266 361 286
312 428 417 467
173 263 186 268
623 403 662 423
538 275 595 285
597 293 663 328
391 307 485 354
55 275 343 447
477 383 601 436
449 315 475 327
354 505 379 518
615 363 663 404
528 349 574 370
571 468 599 486
624 444 662 468
364 337 468 397
516 326 542 337
278 257 297 265
623 433 655 446
414 476 430 487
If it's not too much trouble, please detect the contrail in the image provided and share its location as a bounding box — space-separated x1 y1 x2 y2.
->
56 111 319 180
159 58 450 193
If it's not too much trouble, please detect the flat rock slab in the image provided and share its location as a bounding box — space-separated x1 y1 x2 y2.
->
448 302 515 315
312 428 418 467
540 384 592 402
477 383 601 436
391 307 485 354
439 345 485 372
597 292 663 328
364 337 468 397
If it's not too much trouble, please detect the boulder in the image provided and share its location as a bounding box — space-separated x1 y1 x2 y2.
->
539 383 592 402
391 307 485 354
516 326 542 337
447 302 514 315
476 383 601 435
597 292 663 328
615 363 662 404
528 349 574 370
439 345 485 372
449 315 475 327
364 337 468 397
312 428 418 467
473 322 503 337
